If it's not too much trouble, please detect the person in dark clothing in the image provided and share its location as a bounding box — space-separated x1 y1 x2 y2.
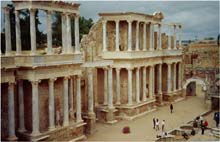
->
182 132 189 140
191 128 196 136
170 103 173 113
201 124 205 135
153 118 156 129
214 112 219 127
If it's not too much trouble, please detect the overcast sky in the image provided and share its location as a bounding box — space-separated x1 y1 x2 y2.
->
1 1 219 40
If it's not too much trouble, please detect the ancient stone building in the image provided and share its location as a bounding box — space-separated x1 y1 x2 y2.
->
1 1 184 141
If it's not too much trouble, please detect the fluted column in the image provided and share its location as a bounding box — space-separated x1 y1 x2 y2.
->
47 10 52 55
173 63 177 91
143 22 147 51
4 7 12 56
18 80 26 132
157 24 162 50
167 63 172 93
173 25 177 50
127 68 133 105
149 65 154 99
30 8 37 55
61 13 67 54
75 14 80 53
168 26 172 50
127 20 132 51
102 20 107 52
142 67 147 101
116 68 121 105
103 68 108 105
66 13 72 53
158 64 162 94
136 68 140 103
88 69 94 113
115 20 120 51
135 21 139 51
76 75 83 122
69 77 73 113
149 23 154 51
31 80 40 135
178 62 182 90
7 82 17 140
15 10 21 55
179 25 182 49
63 77 69 126
108 67 114 109
49 78 56 130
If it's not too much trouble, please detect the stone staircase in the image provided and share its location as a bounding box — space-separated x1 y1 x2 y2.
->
210 127 220 138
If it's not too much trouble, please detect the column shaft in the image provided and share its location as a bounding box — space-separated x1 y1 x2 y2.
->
5 7 12 55
127 20 132 51
30 9 36 55
173 25 177 49
69 78 73 112
103 69 108 105
62 14 67 53
88 69 94 113
167 64 172 93
47 11 52 55
135 21 139 51
15 10 21 55
173 63 177 91
149 23 154 51
76 76 82 122
136 68 140 103
128 68 133 105
149 66 154 99
158 64 162 94
49 79 55 130
142 67 147 101
75 15 80 53
31 81 40 135
116 68 121 105
178 63 182 89
102 20 107 51
8 83 17 139
108 68 114 109
115 20 120 51
66 14 72 53
63 77 69 126
18 80 26 132
168 26 172 50
143 23 146 51
179 26 182 49
157 24 162 50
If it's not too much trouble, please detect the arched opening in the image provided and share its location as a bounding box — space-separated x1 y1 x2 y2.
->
186 81 196 96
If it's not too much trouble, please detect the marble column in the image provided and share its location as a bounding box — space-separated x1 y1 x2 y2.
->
149 65 154 99
157 24 162 50
173 63 177 91
116 68 121 105
61 13 67 54
30 8 37 55
173 25 177 50
179 26 182 49
135 21 139 51
69 77 73 113
149 23 154 51
115 20 120 51
127 68 133 105
66 14 72 53
108 67 114 109
15 10 21 55
168 26 172 50
127 20 132 51
76 75 83 122
142 66 147 101
136 68 140 103
158 64 162 94
167 63 172 93
88 69 94 113
63 77 69 126
18 80 26 132
31 80 40 135
102 20 107 52
4 7 12 56
49 78 56 130
7 82 17 140
75 15 80 53
178 62 182 90
103 68 108 105
143 22 147 51
47 11 52 55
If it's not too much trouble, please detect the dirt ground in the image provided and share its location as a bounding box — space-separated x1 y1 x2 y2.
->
87 95 211 141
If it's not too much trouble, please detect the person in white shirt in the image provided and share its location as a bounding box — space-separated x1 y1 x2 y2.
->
162 120 165 132
156 119 160 131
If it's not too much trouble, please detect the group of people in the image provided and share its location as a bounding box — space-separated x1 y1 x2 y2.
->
153 118 166 132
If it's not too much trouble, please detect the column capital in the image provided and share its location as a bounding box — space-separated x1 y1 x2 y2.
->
29 8 37 14
102 20 107 24
136 67 140 70
127 67 134 71
74 13 80 18
64 76 70 80
49 78 57 82
115 68 121 72
115 19 120 23
31 80 41 85
126 19 133 23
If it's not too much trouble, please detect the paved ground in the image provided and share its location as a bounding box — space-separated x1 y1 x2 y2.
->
87 95 211 141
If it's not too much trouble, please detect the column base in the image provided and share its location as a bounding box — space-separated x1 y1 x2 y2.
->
48 126 56 131
30 131 41 137
7 135 18 141
63 122 69 127
84 112 96 134
18 128 27 133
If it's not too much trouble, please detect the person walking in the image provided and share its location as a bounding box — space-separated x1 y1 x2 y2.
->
214 112 219 127
162 120 165 132
156 119 160 131
170 103 173 113
153 118 156 129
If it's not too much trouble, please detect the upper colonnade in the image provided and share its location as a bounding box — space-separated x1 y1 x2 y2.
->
3 1 81 56
99 12 183 52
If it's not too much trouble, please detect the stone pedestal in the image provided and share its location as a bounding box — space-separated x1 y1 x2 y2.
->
84 112 96 134
106 108 117 124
